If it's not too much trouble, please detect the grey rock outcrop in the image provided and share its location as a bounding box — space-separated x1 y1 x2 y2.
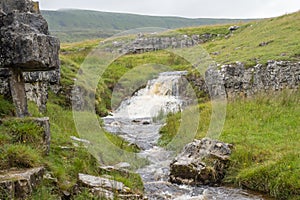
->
170 138 232 186
205 61 300 98
0 167 45 200
104 34 216 54
0 0 60 117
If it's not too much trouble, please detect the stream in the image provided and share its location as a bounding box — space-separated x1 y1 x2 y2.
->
103 71 267 200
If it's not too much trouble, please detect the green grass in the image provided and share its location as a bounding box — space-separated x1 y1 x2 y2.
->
200 11 300 66
0 96 144 198
158 90 300 199
173 23 232 36
29 102 143 192
0 144 42 169
0 116 46 170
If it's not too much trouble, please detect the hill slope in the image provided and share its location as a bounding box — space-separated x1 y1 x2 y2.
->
202 11 300 66
42 9 250 42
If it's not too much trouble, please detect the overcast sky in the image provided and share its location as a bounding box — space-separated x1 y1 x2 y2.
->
39 0 300 19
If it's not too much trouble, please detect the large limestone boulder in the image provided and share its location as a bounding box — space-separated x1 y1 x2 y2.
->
0 0 60 117
0 0 60 71
170 138 232 186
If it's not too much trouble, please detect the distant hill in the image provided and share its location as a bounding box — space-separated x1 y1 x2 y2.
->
42 9 251 42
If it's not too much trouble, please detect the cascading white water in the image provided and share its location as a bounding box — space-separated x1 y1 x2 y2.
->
112 71 187 119
103 71 267 200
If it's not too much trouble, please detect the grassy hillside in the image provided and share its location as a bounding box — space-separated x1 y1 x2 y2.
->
201 11 300 66
42 9 250 42
1 10 298 199
56 11 300 116
155 11 300 199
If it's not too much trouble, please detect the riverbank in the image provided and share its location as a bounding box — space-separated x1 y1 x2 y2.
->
0 96 144 199
158 89 300 199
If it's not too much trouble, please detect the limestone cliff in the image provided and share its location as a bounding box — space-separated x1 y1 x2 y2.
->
0 0 60 116
204 61 300 99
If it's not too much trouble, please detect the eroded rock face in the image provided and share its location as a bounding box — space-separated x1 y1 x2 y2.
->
170 138 232 186
0 0 60 117
206 61 300 98
0 167 44 200
24 69 60 113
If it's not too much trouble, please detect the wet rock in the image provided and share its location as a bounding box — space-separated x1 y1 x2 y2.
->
142 120 151 125
170 138 232 186
0 167 45 200
78 173 145 199
144 181 191 199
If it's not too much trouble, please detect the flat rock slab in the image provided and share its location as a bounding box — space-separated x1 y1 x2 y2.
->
78 173 145 200
0 167 44 200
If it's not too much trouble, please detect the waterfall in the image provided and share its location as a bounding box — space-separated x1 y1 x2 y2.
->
103 71 266 199
113 71 187 119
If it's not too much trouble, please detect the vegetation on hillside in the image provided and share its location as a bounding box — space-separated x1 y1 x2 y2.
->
42 9 251 42
200 11 300 66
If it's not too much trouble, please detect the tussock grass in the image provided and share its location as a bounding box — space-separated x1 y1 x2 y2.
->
0 144 42 169
159 90 300 199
